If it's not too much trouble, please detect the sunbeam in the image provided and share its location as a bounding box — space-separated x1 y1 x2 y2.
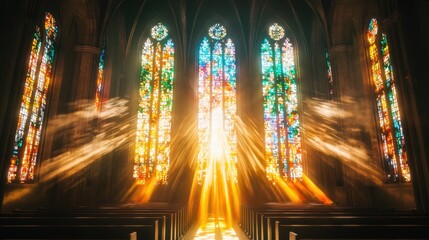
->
303 97 384 185
4 98 132 205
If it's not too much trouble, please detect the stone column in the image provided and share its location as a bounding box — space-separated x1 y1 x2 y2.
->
328 44 371 206
329 45 354 101
391 4 429 212
322 45 349 205
71 45 100 101
63 45 100 207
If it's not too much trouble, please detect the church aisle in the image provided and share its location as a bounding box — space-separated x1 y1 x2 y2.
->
183 217 249 240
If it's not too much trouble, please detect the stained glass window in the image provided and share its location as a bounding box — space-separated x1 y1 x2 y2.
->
197 23 237 184
367 18 410 182
134 23 175 185
208 23 227 40
151 23 168 41
7 12 58 184
261 23 302 182
95 39 106 110
325 49 334 100
268 23 285 41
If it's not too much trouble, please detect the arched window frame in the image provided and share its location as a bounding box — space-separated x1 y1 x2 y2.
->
260 21 303 183
133 22 175 185
366 17 410 183
7 12 59 184
196 21 238 184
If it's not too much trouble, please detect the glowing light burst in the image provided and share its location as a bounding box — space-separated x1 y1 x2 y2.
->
303 97 384 185
367 18 410 182
41 99 131 183
134 23 174 185
196 24 239 227
261 24 302 183
8 12 57 183
4 98 131 204
197 33 237 184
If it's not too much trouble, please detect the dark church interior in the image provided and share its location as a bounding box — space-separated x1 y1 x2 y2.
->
1 0 429 239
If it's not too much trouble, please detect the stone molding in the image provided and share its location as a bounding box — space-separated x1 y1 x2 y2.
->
73 45 100 54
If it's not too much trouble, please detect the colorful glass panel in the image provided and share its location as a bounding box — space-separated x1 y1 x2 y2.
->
134 23 174 184
7 13 57 183
261 23 302 182
151 22 168 41
208 23 227 40
95 40 106 110
197 24 237 184
268 23 285 41
326 49 334 100
367 18 410 182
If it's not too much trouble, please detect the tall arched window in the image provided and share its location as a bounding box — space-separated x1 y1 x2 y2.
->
261 23 302 182
367 18 410 183
197 23 237 184
134 23 175 185
95 38 106 110
7 12 58 184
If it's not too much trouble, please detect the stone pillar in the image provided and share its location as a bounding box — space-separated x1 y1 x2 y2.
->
391 3 429 212
61 45 100 207
329 45 354 101
71 45 100 101
324 45 349 205
328 44 372 206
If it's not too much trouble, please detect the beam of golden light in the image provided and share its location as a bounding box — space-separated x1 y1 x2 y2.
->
235 117 266 198
193 106 240 228
236 117 325 204
129 178 158 203
5 96 339 227
2 188 34 205
3 98 134 203
303 97 384 185
194 217 239 240
40 98 133 186
300 176 333 204
273 177 304 203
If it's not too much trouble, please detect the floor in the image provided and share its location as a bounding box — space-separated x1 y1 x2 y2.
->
183 217 249 240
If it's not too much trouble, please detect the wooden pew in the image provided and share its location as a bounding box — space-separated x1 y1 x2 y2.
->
273 222 429 240
0 205 190 240
0 224 157 239
239 205 429 240
8 205 190 237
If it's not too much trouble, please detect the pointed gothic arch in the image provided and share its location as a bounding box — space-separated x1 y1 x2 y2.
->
196 21 238 184
7 12 59 184
260 21 302 182
366 18 410 183
133 22 175 185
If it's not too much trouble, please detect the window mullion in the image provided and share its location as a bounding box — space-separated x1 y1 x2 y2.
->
209 41 213 156
147 40 157 179
154 42 164 178
279 41 289 180
271 41 283 177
